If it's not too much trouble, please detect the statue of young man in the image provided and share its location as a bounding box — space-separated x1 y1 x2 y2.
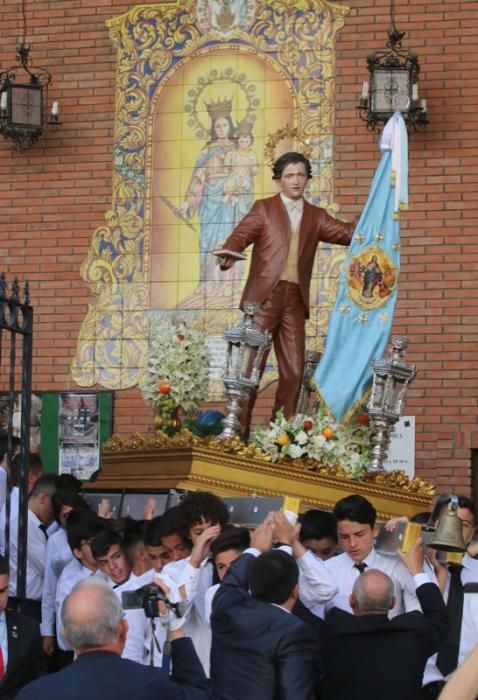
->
216 151 355 436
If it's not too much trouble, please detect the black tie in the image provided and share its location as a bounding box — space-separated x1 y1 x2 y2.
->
38 523 49 540
436 565 464 677
354 562 367 574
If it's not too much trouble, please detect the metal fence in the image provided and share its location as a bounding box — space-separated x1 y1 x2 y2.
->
0 274 33 600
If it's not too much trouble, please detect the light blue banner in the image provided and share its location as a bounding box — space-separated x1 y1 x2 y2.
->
314 112 408 421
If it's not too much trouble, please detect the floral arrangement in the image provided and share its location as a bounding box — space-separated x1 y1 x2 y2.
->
141 319 210 418
251 408 372 479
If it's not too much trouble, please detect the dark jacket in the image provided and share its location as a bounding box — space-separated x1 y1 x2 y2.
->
0 609 47 700
321 581 449 700
16 638 211 700
210 552 320 700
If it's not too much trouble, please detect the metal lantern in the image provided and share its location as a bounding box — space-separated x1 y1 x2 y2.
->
0 36 59 152
367 335 417 472
219 302 272 439
357 0 428 132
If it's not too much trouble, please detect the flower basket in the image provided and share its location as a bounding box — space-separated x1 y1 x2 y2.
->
251 408 372 479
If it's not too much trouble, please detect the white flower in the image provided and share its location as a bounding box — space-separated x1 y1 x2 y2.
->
288 444 305 459
141 319 210 416
295 430 309 446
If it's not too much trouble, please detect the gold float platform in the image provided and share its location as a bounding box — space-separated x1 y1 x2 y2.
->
91 431 434 521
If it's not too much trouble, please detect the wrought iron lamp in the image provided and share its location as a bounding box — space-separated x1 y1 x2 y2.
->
367 336 417 472
0 0 60 152
357 0 428 132
219 302 272 439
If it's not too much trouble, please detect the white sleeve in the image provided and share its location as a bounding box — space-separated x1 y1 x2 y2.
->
297 550 339 608
122 609 149 665
40 539 58 636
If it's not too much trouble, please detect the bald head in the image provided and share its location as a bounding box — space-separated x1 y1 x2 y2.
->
350 568 395 616
61 578 125 653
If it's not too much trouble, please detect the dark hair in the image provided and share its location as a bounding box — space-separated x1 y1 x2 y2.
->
176 492 229 539
0 436 20 464
299 509 337 544
123 520 148 563
52 490 89 526
55 474 82 494
210 525 250 559
10 452 43 488
29 473 57 499
410 511 433 525
66 511 109 553
90 528 124 560
145 507 186 547
333 494 376 527
457 496 475 520
249 550 299 605
0 555 8 577
210 115 235 142
272 151 312 180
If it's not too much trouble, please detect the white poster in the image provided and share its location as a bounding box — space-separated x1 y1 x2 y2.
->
383 416 415 478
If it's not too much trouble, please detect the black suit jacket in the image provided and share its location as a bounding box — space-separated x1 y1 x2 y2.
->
16 638 210 700
210 552 320 700
0 609 46 700
321 582 448 700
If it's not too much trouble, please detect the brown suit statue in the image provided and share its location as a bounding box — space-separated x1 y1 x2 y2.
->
217 152 355 435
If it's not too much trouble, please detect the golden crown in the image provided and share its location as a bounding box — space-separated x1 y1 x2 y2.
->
236 117 254 136
205 97 233 122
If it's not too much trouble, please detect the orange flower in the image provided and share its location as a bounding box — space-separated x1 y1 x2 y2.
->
158 382 171 394
322 427 334 440
276 433 290 447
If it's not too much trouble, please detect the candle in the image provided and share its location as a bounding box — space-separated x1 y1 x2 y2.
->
361 81 369 99
412 84 418 101
51 101 59 116
0 92 7 111
420 99 427 111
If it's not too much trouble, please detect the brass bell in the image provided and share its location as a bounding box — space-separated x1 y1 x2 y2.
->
428 495 466 552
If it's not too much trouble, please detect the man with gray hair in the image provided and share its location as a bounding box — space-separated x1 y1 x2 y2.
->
17 577 211 700
321 539 448 700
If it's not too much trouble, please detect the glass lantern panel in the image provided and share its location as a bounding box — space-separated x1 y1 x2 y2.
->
9 84 42 128
372 70 410 113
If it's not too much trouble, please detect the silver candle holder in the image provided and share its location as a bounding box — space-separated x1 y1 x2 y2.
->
296 349 322 415
219 302 272 439
367 336 417 472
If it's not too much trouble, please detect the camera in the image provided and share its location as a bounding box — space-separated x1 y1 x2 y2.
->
121 583 184 619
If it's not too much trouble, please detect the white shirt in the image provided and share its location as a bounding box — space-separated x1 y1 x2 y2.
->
324 548 424 618
41 528 74 636
0 610 8 672
160 557 212 676
275 545 338 608
8 509 48 600
280 192 304 230
0 468 6 515
424 554 478 685
0 487 19 554
113 575 150 665
55 559 104 650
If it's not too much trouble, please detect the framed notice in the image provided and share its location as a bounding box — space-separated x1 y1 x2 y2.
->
383 416 415 478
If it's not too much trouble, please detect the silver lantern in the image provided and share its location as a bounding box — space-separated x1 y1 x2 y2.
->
367 335 417 472
219 302 272 439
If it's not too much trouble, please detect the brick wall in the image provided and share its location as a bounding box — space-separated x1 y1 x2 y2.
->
0 0 477 493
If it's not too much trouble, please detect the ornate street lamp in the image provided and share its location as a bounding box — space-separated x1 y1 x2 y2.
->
358 0 428 132
0 1 60 152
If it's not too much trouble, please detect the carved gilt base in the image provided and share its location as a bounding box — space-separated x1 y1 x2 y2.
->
94 431 434 520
